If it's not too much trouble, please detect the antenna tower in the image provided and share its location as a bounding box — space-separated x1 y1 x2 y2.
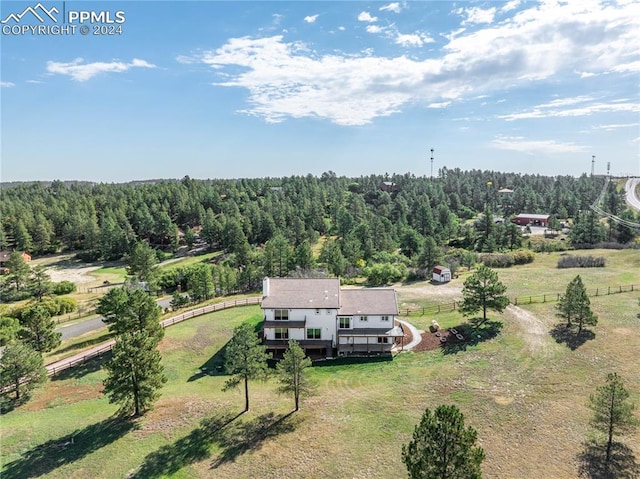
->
430 148 434 179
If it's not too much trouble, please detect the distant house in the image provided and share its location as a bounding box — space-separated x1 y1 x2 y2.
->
0 251 31 274
510 214 550 227
498 188 514 194
432 266 451 283
378 181 398 193
261 277 402 358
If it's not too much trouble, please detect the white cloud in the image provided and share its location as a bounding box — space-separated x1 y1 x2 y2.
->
366 25 384 34
592 122 639 131
26 80 43 84
338 26 346 31
395 32 434 47
46 58 156 82
380 3 401 14
501 0 521 13
428 101 451 109
492 136 587 154
358 11 377 23
611 61 640 73
304 14 319 24
456 6 497 25
1 81 15 87
190 1 639 126
500 97 639 121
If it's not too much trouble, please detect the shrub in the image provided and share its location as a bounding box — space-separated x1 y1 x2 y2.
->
53 280 76 295
480 250 535 268
55 296 77 314
557 255 606 268
364 262 405 285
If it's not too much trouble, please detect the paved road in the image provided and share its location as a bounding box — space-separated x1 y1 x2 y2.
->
625 177 640 211
55 297 173 340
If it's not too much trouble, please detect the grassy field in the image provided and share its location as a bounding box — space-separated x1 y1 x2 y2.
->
2 249 639 478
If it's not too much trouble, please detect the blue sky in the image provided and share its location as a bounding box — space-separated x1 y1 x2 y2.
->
1 0 639 182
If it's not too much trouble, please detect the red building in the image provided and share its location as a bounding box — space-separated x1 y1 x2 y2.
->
510 214 550 227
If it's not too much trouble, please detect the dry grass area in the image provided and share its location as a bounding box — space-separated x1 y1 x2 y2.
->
2 249 639 479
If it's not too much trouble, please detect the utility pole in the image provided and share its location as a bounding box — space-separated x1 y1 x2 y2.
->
430 148 434 179
591 155 595 176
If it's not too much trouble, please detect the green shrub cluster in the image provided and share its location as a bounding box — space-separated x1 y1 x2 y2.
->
557 255 606 268
479 250 535 268
53 280 76 295
10 296 77 320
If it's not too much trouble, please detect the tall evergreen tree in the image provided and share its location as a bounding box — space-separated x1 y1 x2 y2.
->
3 252 31 293
276 340 314 411
588 372 637 467
29 265 53 301
96 288 163 342
103 330 167 417
0 340 47 400
19 305 61 353
556 275 598 334
459 265 509 322
127 241 158 283
402 404 485 479
223 322 271 412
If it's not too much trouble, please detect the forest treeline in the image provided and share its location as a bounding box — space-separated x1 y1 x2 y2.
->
1 169 636 290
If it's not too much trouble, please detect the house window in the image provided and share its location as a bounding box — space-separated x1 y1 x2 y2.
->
274 309 288 321
377 337 389 344
339 317 351 329
381 316 390 322
306 328 321 339
359 316 368 322
275 328 289 339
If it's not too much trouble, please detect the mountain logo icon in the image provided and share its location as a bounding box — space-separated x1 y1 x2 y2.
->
1 3 59 24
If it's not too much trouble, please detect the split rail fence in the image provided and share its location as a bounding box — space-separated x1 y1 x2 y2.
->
400 283 638 317
45 297 261 377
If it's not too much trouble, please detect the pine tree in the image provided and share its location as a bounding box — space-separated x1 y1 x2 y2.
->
103 330 167 417
29 265 53 301
402 404 485 479
96 288 163 343
589 373 637 467
556 275 598 334
276 340 314 411
459 265 509 322
223 322 271 412
19 305 61 353
4 252 31 293
0 340 47 400
127 241 158 284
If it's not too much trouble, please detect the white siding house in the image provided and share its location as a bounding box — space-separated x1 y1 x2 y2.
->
261 277 402 358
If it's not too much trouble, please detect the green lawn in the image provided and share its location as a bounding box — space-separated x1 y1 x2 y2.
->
2 250 640 478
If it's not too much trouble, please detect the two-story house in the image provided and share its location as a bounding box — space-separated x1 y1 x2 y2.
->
261 277 402 358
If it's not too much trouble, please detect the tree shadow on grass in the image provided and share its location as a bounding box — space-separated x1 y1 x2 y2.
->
0 393 31 414
130 410 242 479
577 439 640 479
50 353 111 382
1 417 136 479
187 340 230 382
441 318 503 355
210 411 300 470
549 323 596 351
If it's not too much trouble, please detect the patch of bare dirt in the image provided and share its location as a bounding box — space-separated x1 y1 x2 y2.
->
134 398 221 438
505 305 548 354
23 382 103 412
46 264 102 285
